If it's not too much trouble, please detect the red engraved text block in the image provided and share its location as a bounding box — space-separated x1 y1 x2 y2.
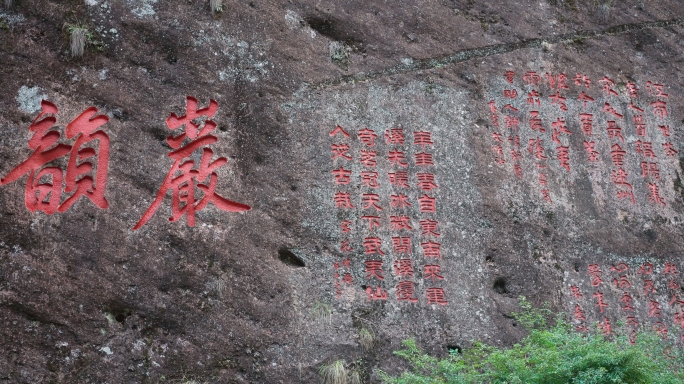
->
574 74 591 88
426 287 448 305
390 215 412 231
396 281 419 303
364 259 384 280
363 237 385 255
133 97 251 229
418 194 436 213
414 131 434 149
366 286 388 301
417 173 438 191
593 291 608 312
358 128 377 146
332 144 351 160
390 194 411 209
363 193 382 211
330 125 350 138
360 150 377 167
388 150 408 167
393 258 414 277
360 171 380 188
389 171 409 188
334 192 354 209
361 215 381 230
424 264 444 282
419 219 440 237
332 167 352 184
1 100 111 215
421 241 441 259
385 128 405 145
391 236 412 254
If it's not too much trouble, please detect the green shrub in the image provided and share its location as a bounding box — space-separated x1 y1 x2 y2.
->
380 297 684 384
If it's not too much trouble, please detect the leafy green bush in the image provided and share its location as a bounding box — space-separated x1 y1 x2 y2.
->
380 297 684 384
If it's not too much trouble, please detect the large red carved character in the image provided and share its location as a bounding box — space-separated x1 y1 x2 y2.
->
1 100 110 214
133 97 250 229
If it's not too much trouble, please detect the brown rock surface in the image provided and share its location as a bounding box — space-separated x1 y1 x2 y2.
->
0 0 683 382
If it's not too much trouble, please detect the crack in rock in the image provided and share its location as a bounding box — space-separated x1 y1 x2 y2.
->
313 18 683 89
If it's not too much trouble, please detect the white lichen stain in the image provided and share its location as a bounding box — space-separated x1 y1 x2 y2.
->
16 86 46 114
127 0 157 18
193 31 270 83
285 10 303 29
0 12 25 25
132 339 145 351
99 346 113 355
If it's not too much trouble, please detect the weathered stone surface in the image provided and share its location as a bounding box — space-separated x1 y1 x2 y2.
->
1 0 684 382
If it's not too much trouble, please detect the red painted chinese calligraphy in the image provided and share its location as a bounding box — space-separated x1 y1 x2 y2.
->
2 100 110 214
133 97 250 229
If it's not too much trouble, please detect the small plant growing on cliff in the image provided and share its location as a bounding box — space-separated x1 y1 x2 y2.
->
358 327 375 350
594 0 612 21
67 24 91 57
319 360 362 384
319 360 347 384
312 301 332 324
4 0 13 9
348 369 361 384
210 0 223 13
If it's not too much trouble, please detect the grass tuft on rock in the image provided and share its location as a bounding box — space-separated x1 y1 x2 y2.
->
358 327 375 350
210 0 223 13
319 360 348 384
312 301 332 324
68 25 89 57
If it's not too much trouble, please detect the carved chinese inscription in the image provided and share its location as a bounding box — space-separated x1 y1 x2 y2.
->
568 261 684 343
488 72 677 207
134 97 251 229
1 100 110 213
330 124 446 305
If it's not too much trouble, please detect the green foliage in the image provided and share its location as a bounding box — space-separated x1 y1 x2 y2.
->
380 297 684 384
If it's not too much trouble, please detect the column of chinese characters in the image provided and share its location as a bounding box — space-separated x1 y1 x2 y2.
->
523 70 553 203
502 72 523 178
568 284 588 332
547 73 571 173
133 97 250 230
587 264 612 335
359 126 388 301
639 81 675 206
330 125 355 298
1 100 111 213
387 127 417 303
597 77 635 205
414 130 447 305
576 73 600 175
609 263 638 341
488 99 506 166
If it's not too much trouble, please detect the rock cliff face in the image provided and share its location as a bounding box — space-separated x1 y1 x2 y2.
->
1 0 684 382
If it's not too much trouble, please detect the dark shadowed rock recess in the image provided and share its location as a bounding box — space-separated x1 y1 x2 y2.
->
1 0 684 382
